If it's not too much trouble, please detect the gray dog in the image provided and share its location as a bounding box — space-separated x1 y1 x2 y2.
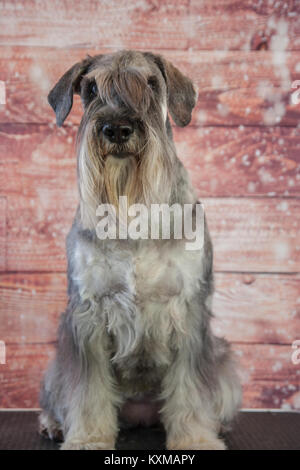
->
39 50 241 450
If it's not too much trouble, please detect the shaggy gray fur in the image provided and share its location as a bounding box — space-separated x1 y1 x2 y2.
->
39 50 241 450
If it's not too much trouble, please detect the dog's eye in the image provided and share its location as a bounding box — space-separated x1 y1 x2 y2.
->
147 76 159 93
89 81 98 98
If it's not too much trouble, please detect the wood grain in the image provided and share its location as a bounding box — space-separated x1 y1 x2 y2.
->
1 124 300 198
1 124 300 272
189 0 300 51
0 0 299 50
235 343 300 410
1 125 300 269
0 124 77 272
0 0 299 411
2 192 300 273
0 273 65 344
0 343 55 408
173 126 300 197
0 342 298 409
1 48 300 126
204 197 300 273
4 190 300 273
0 272 299 346
212 273 300 344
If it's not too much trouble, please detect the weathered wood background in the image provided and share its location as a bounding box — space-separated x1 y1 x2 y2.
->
0 0 300 409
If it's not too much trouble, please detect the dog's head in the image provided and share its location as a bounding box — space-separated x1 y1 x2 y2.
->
48 50 197 228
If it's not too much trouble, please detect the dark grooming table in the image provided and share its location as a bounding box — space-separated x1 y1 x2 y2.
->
0 410 299 450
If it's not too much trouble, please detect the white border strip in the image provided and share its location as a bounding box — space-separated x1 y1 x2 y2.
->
0 408 41 411
0 407 299 413
241 408 300 413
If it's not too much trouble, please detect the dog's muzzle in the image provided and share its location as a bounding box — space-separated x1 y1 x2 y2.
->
102 121 134 145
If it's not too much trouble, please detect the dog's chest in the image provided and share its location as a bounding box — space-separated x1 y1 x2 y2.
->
73 238 202 369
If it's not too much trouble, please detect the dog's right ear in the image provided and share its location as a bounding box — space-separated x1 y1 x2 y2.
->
48 57 92 126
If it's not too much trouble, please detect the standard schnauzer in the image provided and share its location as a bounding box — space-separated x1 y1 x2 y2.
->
39 50 241 450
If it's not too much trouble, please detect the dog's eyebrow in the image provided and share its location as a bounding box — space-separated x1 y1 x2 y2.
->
85 69 101 81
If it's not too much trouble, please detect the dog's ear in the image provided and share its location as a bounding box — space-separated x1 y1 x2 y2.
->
150 54 197 127
48 57 92 126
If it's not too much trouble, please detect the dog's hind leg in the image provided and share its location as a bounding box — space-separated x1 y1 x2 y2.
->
159 295 241 450
161 369 227 449
38 410 64 442
213 337 242 432
39 358 65 442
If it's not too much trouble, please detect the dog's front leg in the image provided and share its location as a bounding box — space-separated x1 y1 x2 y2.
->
61 303 122 450
160 330 226 450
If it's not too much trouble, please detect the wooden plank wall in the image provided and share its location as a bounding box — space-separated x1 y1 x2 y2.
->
0 0 300 409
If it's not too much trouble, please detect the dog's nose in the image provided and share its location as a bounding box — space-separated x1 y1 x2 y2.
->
102 123 134 144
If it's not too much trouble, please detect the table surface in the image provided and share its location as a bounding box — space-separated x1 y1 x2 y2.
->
0 410 299 450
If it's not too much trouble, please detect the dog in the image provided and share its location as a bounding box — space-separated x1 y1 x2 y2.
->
39 50 241 450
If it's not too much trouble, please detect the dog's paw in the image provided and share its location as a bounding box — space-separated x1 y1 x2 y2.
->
167 436 226 451
60 440 115 450
38 411 64 442
187 438 226 450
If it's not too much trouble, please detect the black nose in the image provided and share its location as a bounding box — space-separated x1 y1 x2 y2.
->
102 122 134 144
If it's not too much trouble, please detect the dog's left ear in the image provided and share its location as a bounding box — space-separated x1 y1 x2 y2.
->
146 53 198 127
48 57 92 126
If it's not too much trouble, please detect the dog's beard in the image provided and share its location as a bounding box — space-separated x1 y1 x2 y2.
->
77 121 176 230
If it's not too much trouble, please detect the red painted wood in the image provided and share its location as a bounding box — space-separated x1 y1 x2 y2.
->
0 272 299 346
0 123 299 272
212 273 300 345
2 124 300 199
235 343 300 410
0 0 299 410
2 189 299 273
0 343 55 408
0 48 300 126
0 273 65 344
189 0 300 51
0 342 298 409
173 126 300 197
0 198 6 271
204 197 300 273
0 1 299 50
